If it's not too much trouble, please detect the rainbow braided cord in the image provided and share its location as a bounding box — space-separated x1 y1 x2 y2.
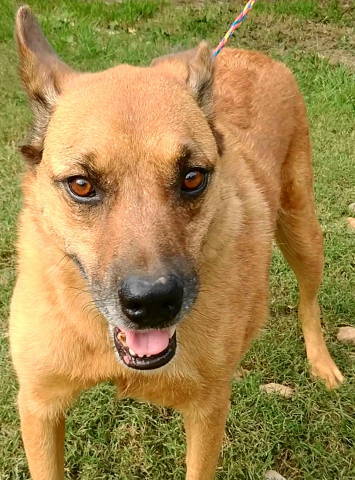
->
212 0 258 57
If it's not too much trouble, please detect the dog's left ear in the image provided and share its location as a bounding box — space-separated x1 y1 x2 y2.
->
15 6 77 165
151 42 214 121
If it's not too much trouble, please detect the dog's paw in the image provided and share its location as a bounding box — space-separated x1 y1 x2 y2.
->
310 354 344 389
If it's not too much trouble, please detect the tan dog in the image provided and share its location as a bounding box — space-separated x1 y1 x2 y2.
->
10 6 343 480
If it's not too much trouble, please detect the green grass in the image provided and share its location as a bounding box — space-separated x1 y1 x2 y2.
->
0 1 354 479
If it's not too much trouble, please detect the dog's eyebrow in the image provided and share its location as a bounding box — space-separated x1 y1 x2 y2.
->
51 151 112 187
51 151 104 183
67 152 105 182
175 143 213 171
175 144 192 170
75 152 98 173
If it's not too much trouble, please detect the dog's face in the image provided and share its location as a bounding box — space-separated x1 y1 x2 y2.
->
16 7 222 370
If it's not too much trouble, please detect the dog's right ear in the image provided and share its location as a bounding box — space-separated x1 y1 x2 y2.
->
15 6 76 165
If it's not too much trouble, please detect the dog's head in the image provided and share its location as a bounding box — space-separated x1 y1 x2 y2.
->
16 7 225 370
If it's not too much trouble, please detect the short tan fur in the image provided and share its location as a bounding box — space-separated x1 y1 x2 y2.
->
10 6 343 480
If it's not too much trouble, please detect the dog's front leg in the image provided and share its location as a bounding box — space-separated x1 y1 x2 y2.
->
18 386 74 480
182 388 231 480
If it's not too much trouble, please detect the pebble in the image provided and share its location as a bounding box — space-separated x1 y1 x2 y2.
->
348 203 355 214
337 326 355 345
346 217 355 231
265 470 287 480
260 383 294 398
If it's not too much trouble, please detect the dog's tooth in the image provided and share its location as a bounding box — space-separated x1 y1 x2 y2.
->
168 326 176 338
117 332 127 346
129 348 136 357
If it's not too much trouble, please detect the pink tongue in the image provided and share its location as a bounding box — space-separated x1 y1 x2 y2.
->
124 329 170 356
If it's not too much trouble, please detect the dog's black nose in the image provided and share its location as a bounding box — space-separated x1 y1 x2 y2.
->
118 274 184 327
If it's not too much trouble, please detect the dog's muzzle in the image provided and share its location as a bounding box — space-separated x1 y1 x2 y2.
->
113 273 183 369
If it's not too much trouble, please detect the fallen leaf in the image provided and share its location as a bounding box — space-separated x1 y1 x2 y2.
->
260 383 294 398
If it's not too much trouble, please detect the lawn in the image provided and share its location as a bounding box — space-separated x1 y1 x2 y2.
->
0 1 354 479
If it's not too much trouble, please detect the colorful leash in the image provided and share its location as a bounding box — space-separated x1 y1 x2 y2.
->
212 0 258 57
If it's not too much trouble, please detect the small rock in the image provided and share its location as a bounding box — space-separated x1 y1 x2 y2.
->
265 471 287 480
346 217 355 231
348 203 355 214
337 326 355 345
260 383 294 398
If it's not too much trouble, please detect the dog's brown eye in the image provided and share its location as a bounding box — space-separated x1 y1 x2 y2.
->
181 169 208 195
67 177 95 198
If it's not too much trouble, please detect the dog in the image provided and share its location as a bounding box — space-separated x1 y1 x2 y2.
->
9 6 344 480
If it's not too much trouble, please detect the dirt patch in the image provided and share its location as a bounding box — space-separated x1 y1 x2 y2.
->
297 21 354 69
172 3 355 70
244 14 355 70
319 50 355 69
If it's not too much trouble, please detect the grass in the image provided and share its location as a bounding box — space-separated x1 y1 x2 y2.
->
0 0 354 478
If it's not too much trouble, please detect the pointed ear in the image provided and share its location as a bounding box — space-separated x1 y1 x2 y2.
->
15 6 76 164
151 42 214 120
151 42 224 154
186 42 214 119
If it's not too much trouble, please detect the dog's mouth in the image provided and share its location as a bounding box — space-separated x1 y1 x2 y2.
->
113 326 177 370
